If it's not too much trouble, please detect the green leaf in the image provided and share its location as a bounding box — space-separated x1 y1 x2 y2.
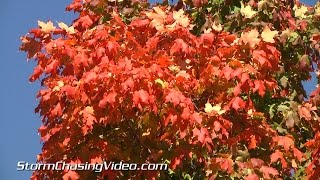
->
278 104 290 112
183 174 192 180
289 32 299 43
269 104 276 118
289 90 297 101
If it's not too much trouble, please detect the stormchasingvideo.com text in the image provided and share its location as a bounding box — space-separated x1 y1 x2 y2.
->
17 161 168 172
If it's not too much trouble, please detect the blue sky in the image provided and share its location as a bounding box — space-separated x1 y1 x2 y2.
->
0 0 317 179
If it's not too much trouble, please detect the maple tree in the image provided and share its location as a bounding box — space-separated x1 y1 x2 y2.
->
20 0 320 179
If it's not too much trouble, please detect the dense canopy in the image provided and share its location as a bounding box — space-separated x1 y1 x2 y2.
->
21 0 320 179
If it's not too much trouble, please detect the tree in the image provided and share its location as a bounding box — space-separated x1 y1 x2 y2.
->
20 0 320 179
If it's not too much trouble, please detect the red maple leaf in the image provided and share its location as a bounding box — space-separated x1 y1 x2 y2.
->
260 166 279 179
44 60 59 74
293 148 304 162
51 102 62 117
250 158 264 168
133 90 149 105
74 15 93 28
165 89 186 106
273 136 294 152
230 97 246 110
62 171 79 180
245 174 259 180
20 37 41 59
270 150 287 168
170 39 189 55
121 77 135 91
253 80 266 96
99 92 117 108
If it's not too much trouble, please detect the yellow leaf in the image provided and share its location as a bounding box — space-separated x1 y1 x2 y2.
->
58 22 76 34
247 109 253 117
212 20 223 32
155 79 168 88
168 65 180 73
204 103 213 113
316 5 320 16
142 131 151 136
206 169 213 176
53 81 64 92
292 159 297 168
240 29 261 48
258 0 266 11
153 6 166 17
294 5 309 19
173 9 189 28
280 28 292 37
146 6 167 32
38 20 56 33
240 2 257 19
58 22 68 30
84 106 94 115
261 26 278 43
205 103 225 115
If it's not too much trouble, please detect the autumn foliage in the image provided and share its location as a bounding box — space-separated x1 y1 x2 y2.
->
20 0 320 179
